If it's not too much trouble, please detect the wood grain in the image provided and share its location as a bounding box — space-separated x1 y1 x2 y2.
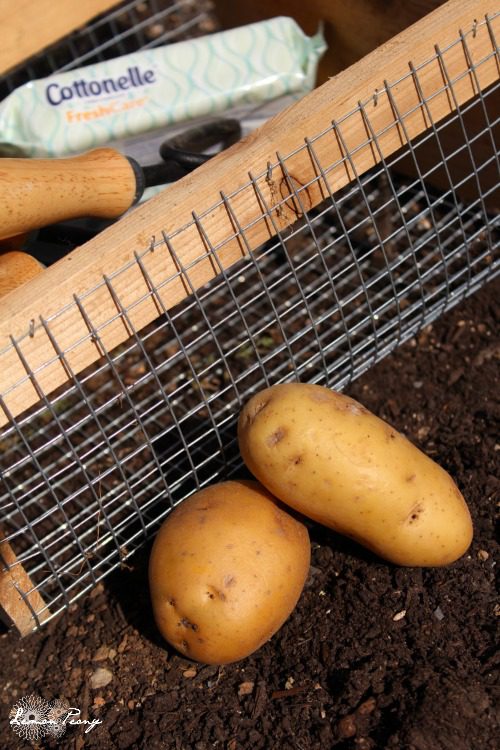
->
216 0 498 212
0 148 138 240
0 0 497 428
0 533 50 635
0 0 121 75
0 251 44 298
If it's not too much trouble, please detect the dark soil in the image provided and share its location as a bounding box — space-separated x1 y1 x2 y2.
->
1 279 498 750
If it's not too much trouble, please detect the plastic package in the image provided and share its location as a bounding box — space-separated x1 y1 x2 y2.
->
0 17 326 157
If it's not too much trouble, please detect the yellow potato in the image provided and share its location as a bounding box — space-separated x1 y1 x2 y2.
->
238 383 473 567
149 480 310 664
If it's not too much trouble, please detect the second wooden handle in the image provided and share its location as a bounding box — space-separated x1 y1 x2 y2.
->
0 148 139 240
0 250 44 298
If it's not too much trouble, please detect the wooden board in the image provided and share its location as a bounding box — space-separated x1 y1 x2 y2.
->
0 532 50 635
215 0 498 210
0 0 121 75
0 0 497 428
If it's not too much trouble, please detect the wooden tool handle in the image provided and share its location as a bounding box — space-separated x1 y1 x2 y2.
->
0 250 44 298
0 148 140 240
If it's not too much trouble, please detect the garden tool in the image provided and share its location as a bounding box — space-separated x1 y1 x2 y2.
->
0 118 241 241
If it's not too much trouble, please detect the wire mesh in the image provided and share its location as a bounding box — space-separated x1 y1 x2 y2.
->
0 10 498 631
0 0 218 99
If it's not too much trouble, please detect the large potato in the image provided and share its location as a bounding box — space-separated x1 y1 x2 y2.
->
238 383 473 566
149 480 310 664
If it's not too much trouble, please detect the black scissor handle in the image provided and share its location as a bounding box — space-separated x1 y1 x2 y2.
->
159 118 241 172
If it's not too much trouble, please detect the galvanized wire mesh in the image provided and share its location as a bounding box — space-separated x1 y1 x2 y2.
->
0 10 499 632
0 0 217 98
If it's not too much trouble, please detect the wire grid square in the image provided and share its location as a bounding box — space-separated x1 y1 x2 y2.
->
0 16 499 629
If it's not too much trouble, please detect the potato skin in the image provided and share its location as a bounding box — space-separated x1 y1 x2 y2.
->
149 480 310 664
238 383 473 567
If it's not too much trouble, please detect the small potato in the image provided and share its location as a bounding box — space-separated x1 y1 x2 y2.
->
238 383 473 567
149 480 310 664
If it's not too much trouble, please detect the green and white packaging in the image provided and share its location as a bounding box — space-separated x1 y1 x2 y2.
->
0 17 326 157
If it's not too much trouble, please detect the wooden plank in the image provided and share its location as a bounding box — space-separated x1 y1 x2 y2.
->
0 0 121 76
215 0 497 211
0 533 50 635
0 0 497 428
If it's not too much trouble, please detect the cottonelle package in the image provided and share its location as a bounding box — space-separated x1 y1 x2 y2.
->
0 17 326 158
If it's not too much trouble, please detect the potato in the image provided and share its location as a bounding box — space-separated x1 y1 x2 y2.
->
149 480 310 664
238 383 472 567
